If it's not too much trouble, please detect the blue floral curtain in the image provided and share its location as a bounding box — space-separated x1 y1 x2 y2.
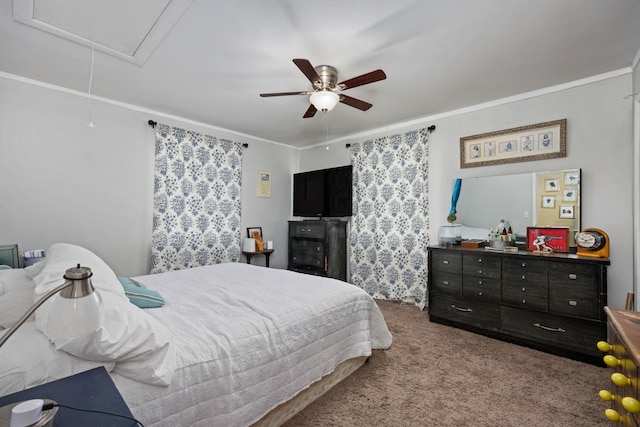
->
349 128 430 308
151 124 243 273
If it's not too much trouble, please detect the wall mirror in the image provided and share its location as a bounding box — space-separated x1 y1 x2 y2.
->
455 169 581 246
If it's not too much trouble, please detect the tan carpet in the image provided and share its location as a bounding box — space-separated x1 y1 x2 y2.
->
284 300 610 427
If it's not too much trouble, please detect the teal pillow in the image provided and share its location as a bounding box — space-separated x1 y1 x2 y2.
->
117 277 165 309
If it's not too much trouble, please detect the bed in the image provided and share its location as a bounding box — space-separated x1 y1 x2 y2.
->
0 243 392 426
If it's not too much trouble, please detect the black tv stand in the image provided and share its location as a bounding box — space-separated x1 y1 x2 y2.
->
288 219 347 281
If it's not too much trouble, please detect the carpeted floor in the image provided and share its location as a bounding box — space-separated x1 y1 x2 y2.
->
284 300 610 426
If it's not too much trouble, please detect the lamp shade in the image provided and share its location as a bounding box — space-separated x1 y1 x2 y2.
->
46 291 102 339
310 90 339 112
46 265 103 339
0 265 103 351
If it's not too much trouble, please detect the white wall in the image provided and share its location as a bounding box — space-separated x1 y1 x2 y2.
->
1 72 635 309
0 76 298 275
299 74 635 310
240 138 298 269
632 63 640 307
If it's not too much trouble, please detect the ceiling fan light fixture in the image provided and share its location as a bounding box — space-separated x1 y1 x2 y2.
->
310 90 339 112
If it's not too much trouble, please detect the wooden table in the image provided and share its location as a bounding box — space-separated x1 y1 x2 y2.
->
242 249 274 267
600 307 640 424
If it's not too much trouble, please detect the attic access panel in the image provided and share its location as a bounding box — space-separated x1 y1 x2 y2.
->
13 0 194 64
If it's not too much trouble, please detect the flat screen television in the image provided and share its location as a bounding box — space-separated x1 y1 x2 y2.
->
293 165 352 217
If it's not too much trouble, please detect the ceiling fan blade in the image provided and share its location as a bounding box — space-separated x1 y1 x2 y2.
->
293 58 321 85
339 94 372 111
303 104 317 118
338 69 386 90
260 91 308 97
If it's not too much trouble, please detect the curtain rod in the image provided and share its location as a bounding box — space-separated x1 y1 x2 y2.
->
345 125 436 148
147 120 248 148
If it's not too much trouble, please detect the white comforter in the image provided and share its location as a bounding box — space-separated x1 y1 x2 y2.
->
111 263 392 427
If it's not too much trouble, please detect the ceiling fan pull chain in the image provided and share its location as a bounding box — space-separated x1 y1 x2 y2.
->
325 113 329 143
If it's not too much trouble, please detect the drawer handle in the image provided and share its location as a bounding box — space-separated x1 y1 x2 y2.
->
603 355 621 367
443 260 449 264
605 409 622 422
521 262 527 267
478 280 483 285
521 275 526 280
622 397 640 413
521 287 526 292
568 273 577 280
568 300 578 306
477 270 483 275
443 281 449 285
450 305 472 312
478 292 483 296
477 259 483 263
611 373 632 387
599 390 615 402
301 227 311 232
533 323 566 333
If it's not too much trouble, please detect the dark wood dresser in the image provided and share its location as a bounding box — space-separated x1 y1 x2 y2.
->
599 307 640 424
288 220 347 281
428 245 609 364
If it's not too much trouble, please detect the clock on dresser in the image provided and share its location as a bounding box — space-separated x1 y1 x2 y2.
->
575 228 610 258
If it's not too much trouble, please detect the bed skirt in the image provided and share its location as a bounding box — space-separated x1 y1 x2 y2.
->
252 356 368 426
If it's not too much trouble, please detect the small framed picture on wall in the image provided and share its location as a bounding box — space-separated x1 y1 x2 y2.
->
541 196 555 208
559 205 574 219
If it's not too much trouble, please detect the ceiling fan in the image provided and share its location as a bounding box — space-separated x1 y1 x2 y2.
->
260 58 387 118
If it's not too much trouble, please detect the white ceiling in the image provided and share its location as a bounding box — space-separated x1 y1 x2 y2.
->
1 0 640 148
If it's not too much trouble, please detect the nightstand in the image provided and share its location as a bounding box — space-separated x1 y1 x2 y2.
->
243 249 274 267
0 367 137 426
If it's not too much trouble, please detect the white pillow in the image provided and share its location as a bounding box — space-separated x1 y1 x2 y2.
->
44 292 175 386
0 269 37 329
32 243 126 301
0 321 115 396
31 243 175 386
0 287 33 329
0 268 36 294
23 258 47 280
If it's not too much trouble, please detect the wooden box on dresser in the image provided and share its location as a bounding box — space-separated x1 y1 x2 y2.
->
427 245 610 364
288 219 347 281
599 308 640 425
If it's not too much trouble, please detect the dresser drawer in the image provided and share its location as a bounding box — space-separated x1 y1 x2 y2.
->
548 262 601 320
502 257 547 274
462 253 501 279
548 262 600 287
429 292 501 332
502 258 547 311
502 280 548 311
502 306 606 355
430 251 462 274
431 270 462 295
462 276 501 302
502 258 547 284
289 240 325 268
289 222 326 239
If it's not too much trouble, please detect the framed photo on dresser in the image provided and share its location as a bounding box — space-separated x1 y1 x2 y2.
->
526 226 570 253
